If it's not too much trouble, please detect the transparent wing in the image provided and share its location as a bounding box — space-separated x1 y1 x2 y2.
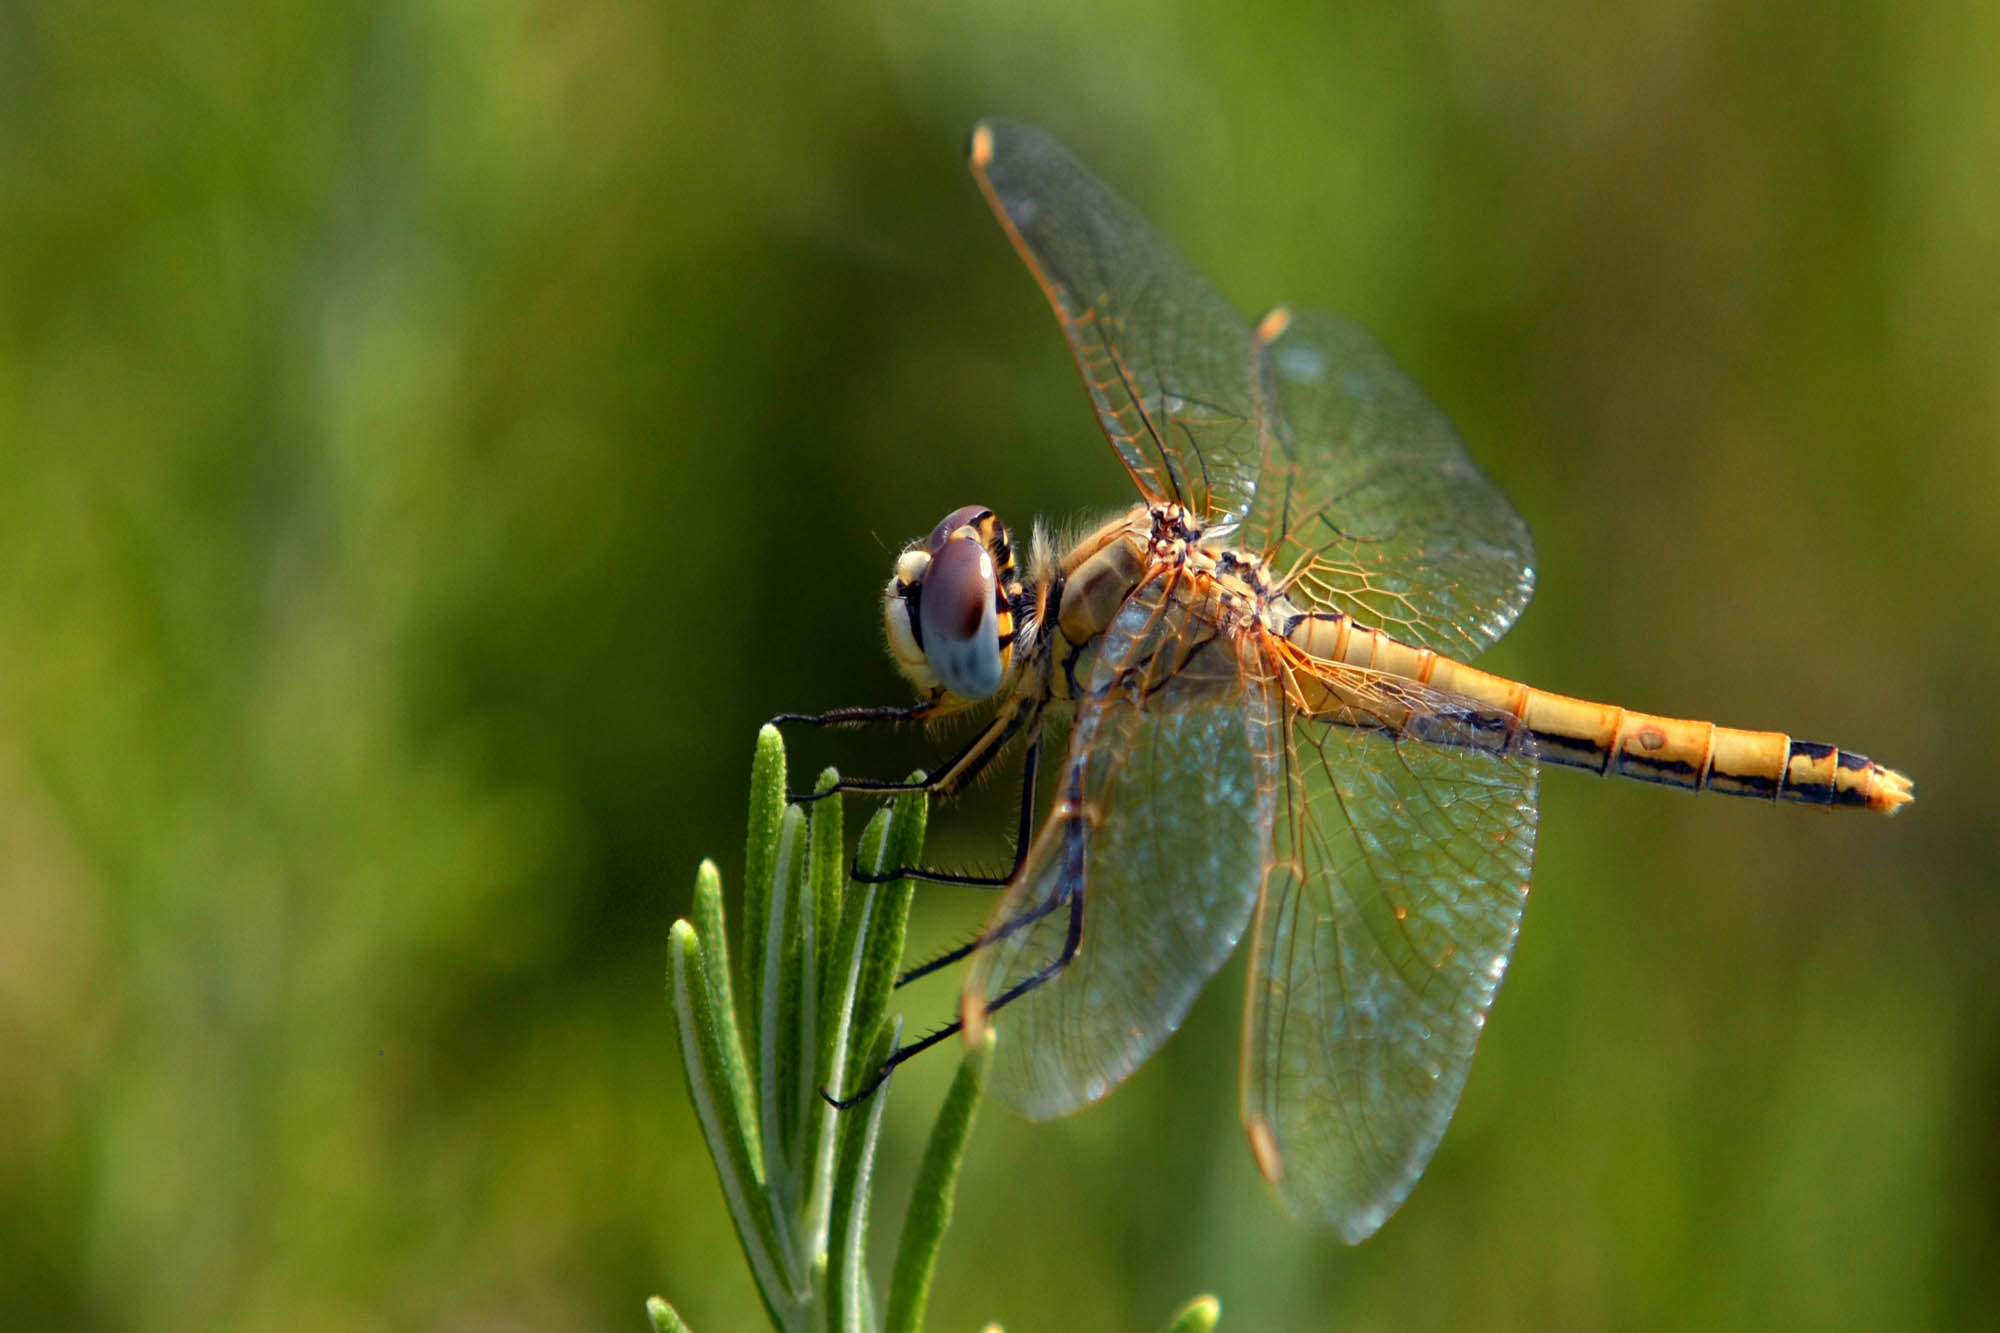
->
962 573 1281 1118
969 119 1270 522
1249 308 1536 656
1241 681 1539 1242
970 121 1535 656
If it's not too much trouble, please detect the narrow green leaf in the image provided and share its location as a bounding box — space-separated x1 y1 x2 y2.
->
827 1019 899 1333
820 809 884 1100
1155 1296 1222 1333
807 1254 829 1333
883 1030 993 1333
849 784 926 1057
797 768 841 1186
742 725 788 1084
758 804 809 1213
646 1295 694 1333
690 861 758 1158
808 768 843 986
806 786 925 1247
668 921 799 1318
805 863 875 1253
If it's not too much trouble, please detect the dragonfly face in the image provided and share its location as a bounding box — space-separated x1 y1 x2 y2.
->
882 505 1024 704
792 118 1912 1245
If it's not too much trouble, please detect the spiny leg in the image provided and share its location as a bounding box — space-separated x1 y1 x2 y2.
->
807 708 1018 803
855 735 1040 889
767 699 941 730
768 699 942 804
823 769 1090 1109
781 698 1044 887
775 701 1005 805
821 877 1084 1110
891 775 1063 987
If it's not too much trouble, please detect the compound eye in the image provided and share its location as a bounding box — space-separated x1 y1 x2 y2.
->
925 504 991 555
918 534 1003 700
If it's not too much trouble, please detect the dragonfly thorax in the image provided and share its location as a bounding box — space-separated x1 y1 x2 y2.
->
883 505 1023 703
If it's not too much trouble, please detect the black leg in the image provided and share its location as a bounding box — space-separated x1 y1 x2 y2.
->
818 1021 963 1110
893 823 1065 989
785 705 1012 805
771 700 939 803
803 702 1043 888
768 701 939 729
855 734 1040 889
979 872 1084 1016
821 886 1085 1111
822 768 1090 1110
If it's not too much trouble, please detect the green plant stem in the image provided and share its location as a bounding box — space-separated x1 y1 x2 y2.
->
662 726 1216 1329
884 1030 994 1333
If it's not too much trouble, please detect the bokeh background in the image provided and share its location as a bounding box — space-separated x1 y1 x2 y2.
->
4 1 1996 1329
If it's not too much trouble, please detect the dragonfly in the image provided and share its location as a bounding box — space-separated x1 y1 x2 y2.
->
776 119 1913 1243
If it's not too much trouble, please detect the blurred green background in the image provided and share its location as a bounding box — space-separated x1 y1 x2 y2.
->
3 1 1995 1329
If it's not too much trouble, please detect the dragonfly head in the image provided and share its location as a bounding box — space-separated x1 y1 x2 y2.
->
884 505 1020 703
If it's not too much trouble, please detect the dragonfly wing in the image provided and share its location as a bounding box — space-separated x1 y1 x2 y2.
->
1241 687 1539 1241
969 119 1271 523
1248 308 1537 656
962 574 1282 1119
971 122 1534 657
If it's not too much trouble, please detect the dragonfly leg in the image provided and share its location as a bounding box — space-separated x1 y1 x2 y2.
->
970 874 1083 1016
818 1020 962 1110
821 882 1083 1110
769 701 941 804
767 700 940 729
893 821 1064 988
778 701 1007 805
854 735 1039 889
793 701 1043 886
822 774 1089 1109
966 774 1087 1011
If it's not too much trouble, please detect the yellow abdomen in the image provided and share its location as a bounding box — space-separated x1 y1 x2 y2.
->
1284 613 1914 815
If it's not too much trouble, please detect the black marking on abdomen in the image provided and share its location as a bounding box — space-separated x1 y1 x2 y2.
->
1614 753 1704 790
1821 746 1880 808
1400 701 1531 757
1707 768 1780 799
1528 728 1613 774
1779 738 1839 806
1280 610 1343 642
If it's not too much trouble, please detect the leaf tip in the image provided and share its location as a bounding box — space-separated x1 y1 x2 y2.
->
1159 1295 1221 1333
646 1295 694 1333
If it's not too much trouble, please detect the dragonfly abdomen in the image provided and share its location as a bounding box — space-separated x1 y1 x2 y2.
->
1509 690 1911 812
1285 612 1912 814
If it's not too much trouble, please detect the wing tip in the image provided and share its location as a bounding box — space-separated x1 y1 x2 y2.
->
1254 306 1292 344
968 120 996 171
958 986 991 1048
1246 1115 1285 1182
